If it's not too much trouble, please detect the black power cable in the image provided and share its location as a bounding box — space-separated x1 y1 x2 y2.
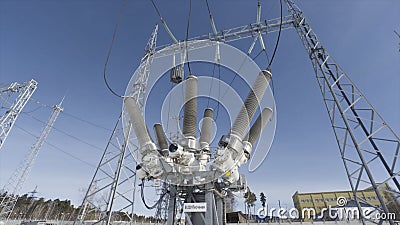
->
103 0 126 98
185 0 193 75
140 180 168 209
267 0 283 70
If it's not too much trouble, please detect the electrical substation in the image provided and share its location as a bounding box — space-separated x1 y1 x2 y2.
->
0 0 399 225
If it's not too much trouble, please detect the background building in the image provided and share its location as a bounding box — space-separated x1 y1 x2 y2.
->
292 184 395 220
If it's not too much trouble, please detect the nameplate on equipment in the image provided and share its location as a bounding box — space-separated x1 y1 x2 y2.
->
183 203 207 212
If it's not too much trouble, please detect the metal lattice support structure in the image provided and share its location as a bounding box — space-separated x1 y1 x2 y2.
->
0 100 63 220
0 79 38 151
73 25 158 225
73 116 136 225
154 181 169 222
285 1 400 224
132 24 158 110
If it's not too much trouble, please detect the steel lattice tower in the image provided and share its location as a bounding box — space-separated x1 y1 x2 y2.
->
0 100 63 220
73 25 158 225
285 1 400 224
0 79 38 151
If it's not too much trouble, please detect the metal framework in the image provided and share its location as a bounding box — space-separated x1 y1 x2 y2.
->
73 116 136 224
77 1 399 224
285 1 400 224
154 181 169 222
132 24 158 110
73 25 158 225
0 100 63 220
0 79 37 151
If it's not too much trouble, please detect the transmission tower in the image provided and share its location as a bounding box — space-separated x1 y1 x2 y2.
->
0 99 63 220
0 79 38 151
285 1 400 224
73 25 158 225
395 30 400 52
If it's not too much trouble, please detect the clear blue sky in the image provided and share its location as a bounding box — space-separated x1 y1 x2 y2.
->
0 0 399 216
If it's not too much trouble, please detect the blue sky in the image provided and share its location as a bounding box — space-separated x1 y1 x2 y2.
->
0 0 399 216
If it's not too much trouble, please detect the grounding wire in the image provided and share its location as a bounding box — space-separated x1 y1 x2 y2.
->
14 124 96 168
103 0 127 98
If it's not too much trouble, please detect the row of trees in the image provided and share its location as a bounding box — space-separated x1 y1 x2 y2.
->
0 192 157 222
244 189 267 221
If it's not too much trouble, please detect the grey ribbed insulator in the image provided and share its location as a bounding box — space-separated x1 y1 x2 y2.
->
245 108 273 146
170 66 184 84
231 70 272 139
153 123 169 151
124 97 152 147
183 75 198 138
199 108 214 145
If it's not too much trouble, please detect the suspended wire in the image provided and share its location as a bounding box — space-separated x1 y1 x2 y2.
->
61 111 111 131
204 0 218 38
23 113 104 152
166 83 173 132
150 0 178 43
205 0 212 16
271 77 275 95
204 0 222 120
185 0 193 75
30 97 111 131
215 64 221 120
103 0 127 98
15 124 96 168
23 106 42 114
140 180 168 209
252 49 264 61
266 0 283 70
206 63 217 108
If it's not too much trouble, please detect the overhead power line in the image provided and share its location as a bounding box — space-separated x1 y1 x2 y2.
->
15 124 96 168
23 113 104 152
